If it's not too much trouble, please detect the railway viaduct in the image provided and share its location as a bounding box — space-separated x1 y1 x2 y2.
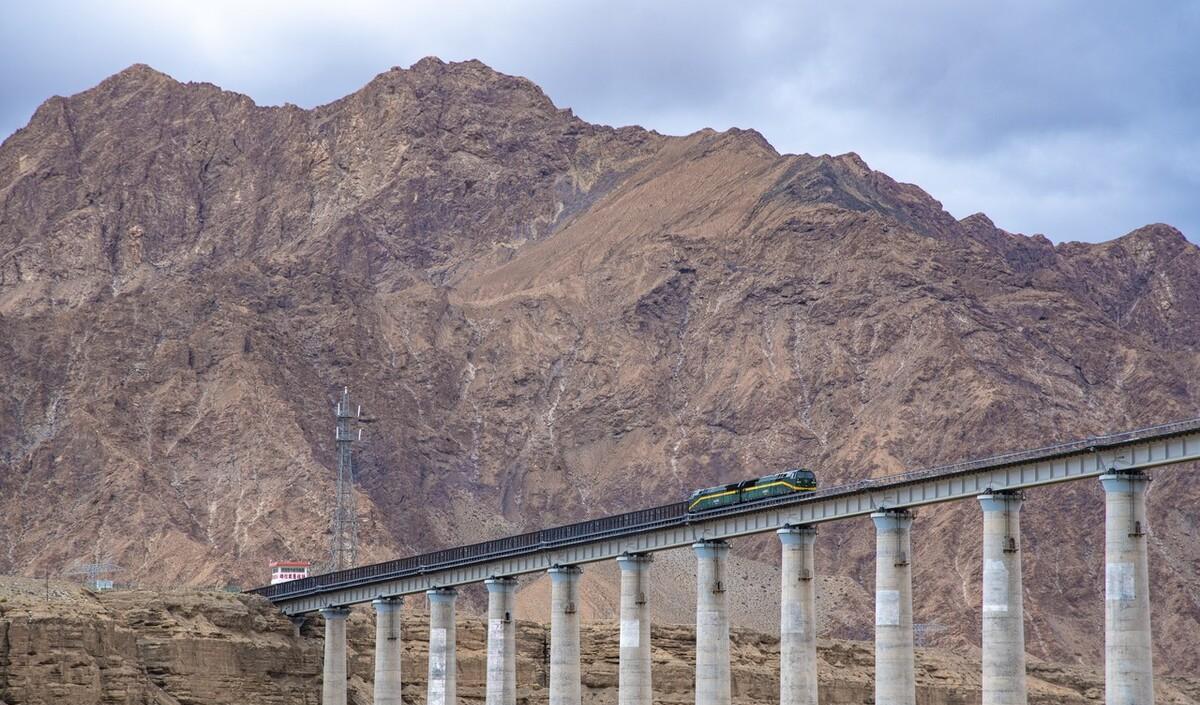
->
250 418 1200 705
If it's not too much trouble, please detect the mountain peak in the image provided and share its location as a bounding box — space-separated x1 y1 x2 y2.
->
407 55 494 74
349 56 560 116
832 151 871 174
1117 222 1188 246
959 212 996 230
101 63 178 90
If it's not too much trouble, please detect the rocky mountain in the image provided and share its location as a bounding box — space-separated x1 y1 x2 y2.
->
1 58 1198 676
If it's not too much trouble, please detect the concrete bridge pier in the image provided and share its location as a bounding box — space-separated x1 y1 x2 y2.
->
978 492 1027 705
320 606 351 705
693 539 731 705
1100 471 1154 705
549 566 583 705
617 554 653 705
372 597 404 705
427 588 458 705
872 509 915 705
778 526 818 705
485 577 518 705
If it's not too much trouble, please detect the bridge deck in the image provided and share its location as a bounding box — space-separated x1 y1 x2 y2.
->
250 418 1200 615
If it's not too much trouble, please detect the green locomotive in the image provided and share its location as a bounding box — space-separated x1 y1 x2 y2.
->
687 468 817 513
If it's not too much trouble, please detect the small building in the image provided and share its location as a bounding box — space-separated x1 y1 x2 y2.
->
269 561 312 585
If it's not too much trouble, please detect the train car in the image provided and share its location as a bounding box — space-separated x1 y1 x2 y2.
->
687 468 817 513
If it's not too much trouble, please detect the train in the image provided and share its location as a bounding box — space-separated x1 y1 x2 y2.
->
687 468 817 513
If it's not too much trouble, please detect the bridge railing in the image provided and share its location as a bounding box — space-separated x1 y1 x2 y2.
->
249 500 691 600
249 417 1200 602
778 416 1200 510
850 416 1200 492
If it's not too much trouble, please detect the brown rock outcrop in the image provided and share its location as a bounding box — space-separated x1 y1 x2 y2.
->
1 59 1198 678
0 578 319 704
1 579 1197 704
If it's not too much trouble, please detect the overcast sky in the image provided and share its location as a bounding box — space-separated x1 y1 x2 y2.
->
2 0 1197 243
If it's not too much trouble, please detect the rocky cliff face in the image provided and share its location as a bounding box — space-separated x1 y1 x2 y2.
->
0 578 319 705
2 579 1197 705
1 59 1198 676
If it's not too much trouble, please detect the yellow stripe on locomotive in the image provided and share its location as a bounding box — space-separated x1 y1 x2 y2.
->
687 468 817 513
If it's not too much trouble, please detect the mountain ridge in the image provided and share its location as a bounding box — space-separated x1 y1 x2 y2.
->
1 59 1198 676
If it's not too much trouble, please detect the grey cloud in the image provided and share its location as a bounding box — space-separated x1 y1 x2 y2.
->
0 0 1195 243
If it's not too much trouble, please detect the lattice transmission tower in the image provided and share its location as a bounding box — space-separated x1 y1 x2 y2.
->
66 547 121 590
329 387 373 572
